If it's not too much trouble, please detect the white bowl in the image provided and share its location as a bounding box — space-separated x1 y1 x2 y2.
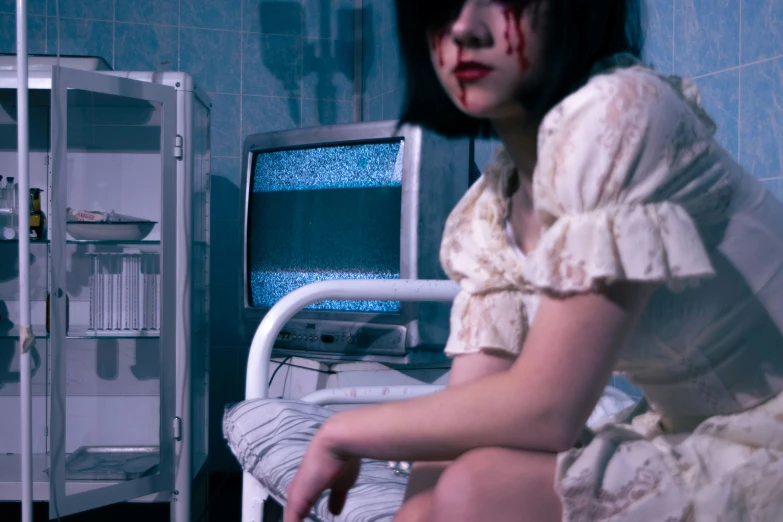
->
66 222 156 242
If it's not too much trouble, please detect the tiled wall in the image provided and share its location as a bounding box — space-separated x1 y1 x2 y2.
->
644 0 783 197
361 0 401 121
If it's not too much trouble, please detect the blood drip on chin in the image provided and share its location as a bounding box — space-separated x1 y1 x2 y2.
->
503 7 529 69
456 46 467 107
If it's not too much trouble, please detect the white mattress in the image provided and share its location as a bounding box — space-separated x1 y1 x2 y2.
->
223 387 637 521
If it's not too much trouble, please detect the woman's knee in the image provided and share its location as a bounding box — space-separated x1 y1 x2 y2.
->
429 450 493 521
429 448 561 522
393 490 434 522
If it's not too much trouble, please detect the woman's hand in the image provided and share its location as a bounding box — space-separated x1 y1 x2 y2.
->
284 422 361 522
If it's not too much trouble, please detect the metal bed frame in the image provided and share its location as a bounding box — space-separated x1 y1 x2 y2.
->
240 279 461 522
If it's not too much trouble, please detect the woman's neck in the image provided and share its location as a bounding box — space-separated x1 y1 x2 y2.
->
492 118 539 181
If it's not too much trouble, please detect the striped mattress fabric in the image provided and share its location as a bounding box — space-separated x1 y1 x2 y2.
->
223 399 409 522
223 387 637 521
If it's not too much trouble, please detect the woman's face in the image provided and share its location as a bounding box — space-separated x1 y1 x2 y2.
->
428 0 546 120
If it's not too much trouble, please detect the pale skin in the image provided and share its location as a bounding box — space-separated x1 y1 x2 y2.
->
284 2 654 521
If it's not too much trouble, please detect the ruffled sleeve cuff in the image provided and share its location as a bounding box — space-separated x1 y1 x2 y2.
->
524 201 716 295
444 290 532 358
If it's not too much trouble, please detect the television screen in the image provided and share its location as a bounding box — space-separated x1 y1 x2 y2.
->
247 140 404 313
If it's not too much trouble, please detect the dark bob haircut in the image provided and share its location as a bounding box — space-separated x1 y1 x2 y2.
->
395 0 646 138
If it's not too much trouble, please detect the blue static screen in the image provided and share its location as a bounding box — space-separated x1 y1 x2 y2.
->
248 141 404 312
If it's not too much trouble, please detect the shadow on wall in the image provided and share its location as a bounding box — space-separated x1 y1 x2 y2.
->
256 0 373 127
208 167 244 471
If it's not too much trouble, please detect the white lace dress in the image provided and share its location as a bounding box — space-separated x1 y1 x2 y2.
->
439 55 783 521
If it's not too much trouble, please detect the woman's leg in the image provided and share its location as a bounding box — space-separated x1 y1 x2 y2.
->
401 352 515 501
430 447 561 522
392 490 435 522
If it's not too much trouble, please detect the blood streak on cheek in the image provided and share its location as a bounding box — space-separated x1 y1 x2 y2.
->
503 8 513 55
503 6 529 70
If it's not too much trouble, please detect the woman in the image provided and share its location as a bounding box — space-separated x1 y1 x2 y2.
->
284 0 783 520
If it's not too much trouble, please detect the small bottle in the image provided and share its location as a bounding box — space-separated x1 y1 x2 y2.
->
29 188 45 241
7 177 15 210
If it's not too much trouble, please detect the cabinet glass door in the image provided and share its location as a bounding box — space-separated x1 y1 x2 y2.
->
48 66 177 518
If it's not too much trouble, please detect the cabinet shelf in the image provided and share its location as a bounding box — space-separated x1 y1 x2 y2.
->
66 326 160 339
0 240 160 245
0 326 161 340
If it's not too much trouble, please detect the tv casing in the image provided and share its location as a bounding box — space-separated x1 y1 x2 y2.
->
239 120 471 361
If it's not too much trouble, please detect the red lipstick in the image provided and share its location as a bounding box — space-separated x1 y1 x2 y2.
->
453 61 493 82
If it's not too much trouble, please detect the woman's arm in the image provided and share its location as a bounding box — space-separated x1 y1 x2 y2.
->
404 351 515 500
323 282 650 459
283 282 651 521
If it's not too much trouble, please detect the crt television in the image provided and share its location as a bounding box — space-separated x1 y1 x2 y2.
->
240 120 472 359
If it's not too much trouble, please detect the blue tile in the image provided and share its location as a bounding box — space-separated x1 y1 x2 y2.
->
114 23 178 72
181 0 241 30
362 94 383 121
116 0 178 26
242 95 301 135
180 28 241 94
673 0 740 77
611 375 644 399
242 33 302 97
762 178 783 202
381 28 401 94
474 138 501 172
740 56 783 179
379 0 396 33
362 0 378 36
696 69 739 160
362 27 382 99
211 157 242 221
209 219 242 285
0 14 46 54
47 0 113 20
382 88 402 120
643 0 673 73
303 0 354 41
302 38 354 100
46 18 112 63
210 94 241 157
245 0 301 35
0 0 45 15
302 98 353 127
741 0 783 64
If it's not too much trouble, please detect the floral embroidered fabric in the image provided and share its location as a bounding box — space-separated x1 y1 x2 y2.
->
439 54 783 520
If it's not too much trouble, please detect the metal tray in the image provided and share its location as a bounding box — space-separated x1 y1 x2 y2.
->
62 446 160 481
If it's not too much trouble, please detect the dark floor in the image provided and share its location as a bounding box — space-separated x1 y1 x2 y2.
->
0 473 283 522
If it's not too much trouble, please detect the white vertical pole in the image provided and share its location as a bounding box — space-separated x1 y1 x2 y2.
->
16 0 34 521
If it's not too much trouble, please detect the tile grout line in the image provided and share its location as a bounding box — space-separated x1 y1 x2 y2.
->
239 0 245 162
300 0 304 128
177 0 181 71
690 53 783 80
44 0 48 53
737 0 742 164
112 0 116 68
671 0 675 74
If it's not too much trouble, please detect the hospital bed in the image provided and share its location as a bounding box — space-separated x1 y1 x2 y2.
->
223 279 637 522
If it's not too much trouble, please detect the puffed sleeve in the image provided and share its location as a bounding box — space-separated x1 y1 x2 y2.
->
525 68 725 295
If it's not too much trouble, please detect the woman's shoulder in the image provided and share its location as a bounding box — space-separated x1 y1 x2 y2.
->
540 55 717 143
